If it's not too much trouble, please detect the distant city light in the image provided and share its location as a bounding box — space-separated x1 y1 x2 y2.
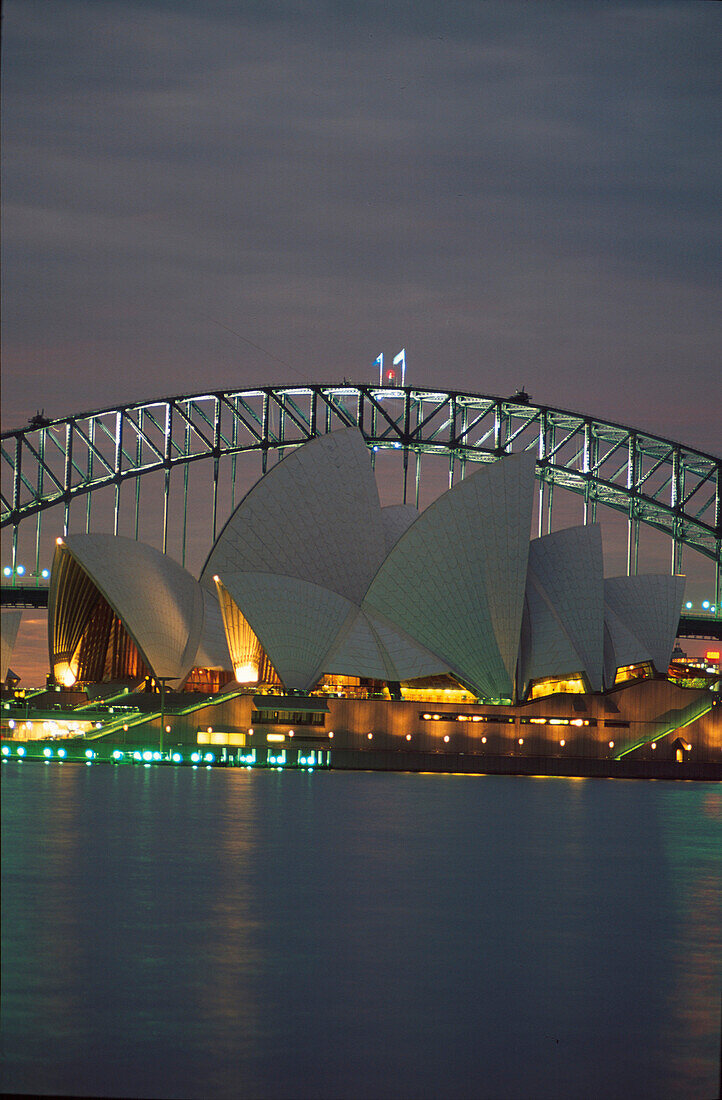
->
685 601 692 609
2 566 11 577
702 600 710 609
15 564 25 576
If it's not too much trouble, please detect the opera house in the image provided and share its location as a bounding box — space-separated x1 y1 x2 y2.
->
42 428 718 768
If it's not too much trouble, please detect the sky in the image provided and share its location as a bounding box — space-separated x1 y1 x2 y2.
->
1 0 721 680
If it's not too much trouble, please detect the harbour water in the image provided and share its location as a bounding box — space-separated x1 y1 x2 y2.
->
2 763 721 1099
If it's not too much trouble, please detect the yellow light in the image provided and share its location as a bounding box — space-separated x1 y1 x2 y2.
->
651 742 657 749
423 713 431 719
405 734 411 741
207 727 213 734
530 718 546 725
267 734 285 742
328 732 334 738
518 738 524 746
432 714 440 720
288 730 294 737
123 724 128 731
443 735 449 743
609 741 615 749
248 728 254 735
55 662 77 688
472 716 482 722
213 574 220 581
571 719 585 727
367 733 373 740
234 663 259 684
560 739 566 747
56 537 64 545
165 725 171 733
481 736 486 744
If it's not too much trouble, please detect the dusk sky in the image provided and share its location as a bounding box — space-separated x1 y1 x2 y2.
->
2 1 720 678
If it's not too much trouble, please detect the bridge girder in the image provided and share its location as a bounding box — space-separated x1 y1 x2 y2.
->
2 384 720 601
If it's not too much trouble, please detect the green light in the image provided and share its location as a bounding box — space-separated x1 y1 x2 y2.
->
16 746 26 757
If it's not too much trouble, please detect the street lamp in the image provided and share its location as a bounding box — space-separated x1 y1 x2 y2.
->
156 677 174 755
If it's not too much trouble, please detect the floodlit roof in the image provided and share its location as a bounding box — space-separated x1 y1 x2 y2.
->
200 427 387 604
520 524 605 692
47 430 688 701
56 535 204 684
363 452 536 698
1 611 23 682
604 574 686 678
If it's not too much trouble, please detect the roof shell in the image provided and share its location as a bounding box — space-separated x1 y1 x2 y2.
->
380 505 419 554
58 535 205 684
194 588 231 669
364 452 536 698
603 574 686 678
201 428 387 605
218 570 357 691
324 606 449 682
1 611 23 682
520 525 605 692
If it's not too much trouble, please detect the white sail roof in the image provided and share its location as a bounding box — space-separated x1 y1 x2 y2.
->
324 606 448 682
218 571 356 691
201 428 387 605
604 574 685 677
363 452 536 699
1 611 23 682
194 588 232 669
380 505 419 554
59 535 205 684
602 605 649 686
520 525 605 691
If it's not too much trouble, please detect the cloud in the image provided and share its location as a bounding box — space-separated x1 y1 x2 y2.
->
1 0 720 450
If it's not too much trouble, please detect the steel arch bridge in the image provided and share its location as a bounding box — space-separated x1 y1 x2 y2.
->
2 383 721 604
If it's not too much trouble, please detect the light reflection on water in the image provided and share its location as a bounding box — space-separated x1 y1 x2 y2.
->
1 766 720 1100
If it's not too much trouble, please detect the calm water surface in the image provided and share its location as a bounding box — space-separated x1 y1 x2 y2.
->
1 763 720 1099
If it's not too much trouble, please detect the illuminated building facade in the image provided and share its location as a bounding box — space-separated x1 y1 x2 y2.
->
46 427 685 707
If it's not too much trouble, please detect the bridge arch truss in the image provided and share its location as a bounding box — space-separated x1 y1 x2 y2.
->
2 384 720 603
